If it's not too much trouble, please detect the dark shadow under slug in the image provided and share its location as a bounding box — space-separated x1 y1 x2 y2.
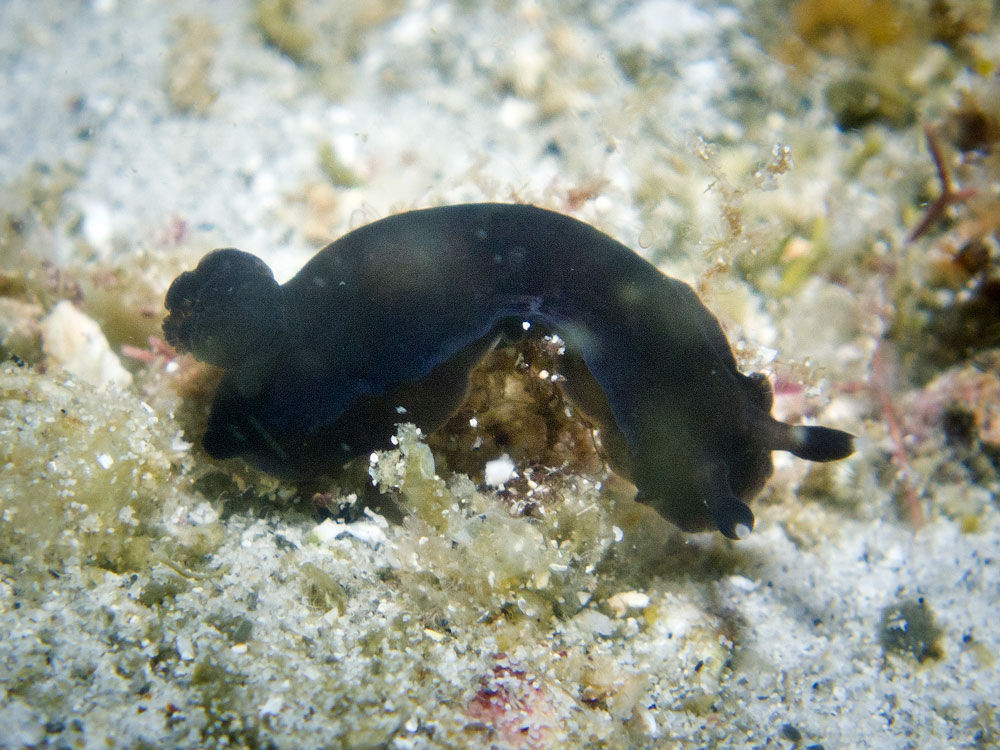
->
163 203 854 539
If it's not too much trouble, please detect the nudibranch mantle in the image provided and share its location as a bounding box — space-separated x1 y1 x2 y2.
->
163 203 853 539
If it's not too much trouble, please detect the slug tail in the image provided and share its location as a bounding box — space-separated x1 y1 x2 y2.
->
698 462 755 540
765 419 855 462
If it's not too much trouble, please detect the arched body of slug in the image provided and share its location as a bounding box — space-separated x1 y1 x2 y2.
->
163 203 854 539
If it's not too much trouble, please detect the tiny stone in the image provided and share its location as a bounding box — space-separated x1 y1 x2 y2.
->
781 723 803 742
484 454 516 488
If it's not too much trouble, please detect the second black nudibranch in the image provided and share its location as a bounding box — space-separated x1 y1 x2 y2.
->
163 203 854 539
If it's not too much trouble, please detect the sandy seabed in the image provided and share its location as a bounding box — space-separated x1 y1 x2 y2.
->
1 1 999 748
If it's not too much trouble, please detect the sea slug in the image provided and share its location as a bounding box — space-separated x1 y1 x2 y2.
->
163 203 854 538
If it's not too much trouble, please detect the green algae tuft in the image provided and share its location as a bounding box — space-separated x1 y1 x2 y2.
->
370 423 617 626
0 362 208 573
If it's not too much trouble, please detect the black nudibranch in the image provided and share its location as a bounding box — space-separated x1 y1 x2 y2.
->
163 203 853 539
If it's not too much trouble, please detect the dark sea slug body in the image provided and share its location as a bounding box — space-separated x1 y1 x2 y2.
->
164 203 853 538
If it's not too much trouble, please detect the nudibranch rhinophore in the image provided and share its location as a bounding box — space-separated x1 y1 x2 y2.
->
163 203 854 539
